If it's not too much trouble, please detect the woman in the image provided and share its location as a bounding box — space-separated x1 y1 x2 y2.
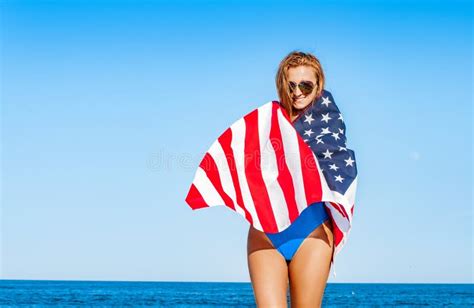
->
247 51 336 307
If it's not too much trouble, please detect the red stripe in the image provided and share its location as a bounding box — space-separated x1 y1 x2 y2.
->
199 152 236 211
329 201 349 219
296 129 323 206
243 108 277 233
218 127 254 225
270 102 300 223
185 184 209 209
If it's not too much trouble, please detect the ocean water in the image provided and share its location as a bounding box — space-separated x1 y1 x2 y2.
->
0 280 472 307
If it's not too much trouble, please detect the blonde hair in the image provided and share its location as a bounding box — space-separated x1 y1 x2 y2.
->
275 51 325 118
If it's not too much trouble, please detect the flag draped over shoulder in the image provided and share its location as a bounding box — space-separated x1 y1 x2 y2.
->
185 89 358 271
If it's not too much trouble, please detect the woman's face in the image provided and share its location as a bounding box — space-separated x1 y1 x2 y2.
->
287 66 317 111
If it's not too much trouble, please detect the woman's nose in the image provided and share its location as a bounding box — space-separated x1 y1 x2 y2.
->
294 87 303 96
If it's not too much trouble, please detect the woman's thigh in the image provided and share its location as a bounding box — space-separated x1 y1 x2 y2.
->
288 219 334 308
247 225 289 308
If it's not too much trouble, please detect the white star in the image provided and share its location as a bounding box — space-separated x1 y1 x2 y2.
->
339 128 344 134
321 112 332 123
344 156 355 167
331 132 340 141
338 146 347 151
322 96 332 107
303 113 315 125
335 175 344 183
303 139 308 143
329 163 339 171
338 113 344 122
322 149 333 159
304 129 314 137
321 127 331 135
315 137 324 144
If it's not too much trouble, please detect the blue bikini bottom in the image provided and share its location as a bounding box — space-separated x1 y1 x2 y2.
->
265 202 329 262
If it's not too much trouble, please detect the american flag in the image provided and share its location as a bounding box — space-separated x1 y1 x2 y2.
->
185 90 357 274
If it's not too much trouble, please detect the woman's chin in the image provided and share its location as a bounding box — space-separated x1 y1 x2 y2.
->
293 100 310 110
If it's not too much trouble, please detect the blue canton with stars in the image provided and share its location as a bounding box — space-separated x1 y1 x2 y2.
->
291 89 357 195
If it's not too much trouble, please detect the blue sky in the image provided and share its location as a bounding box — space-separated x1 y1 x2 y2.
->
1 0 472 283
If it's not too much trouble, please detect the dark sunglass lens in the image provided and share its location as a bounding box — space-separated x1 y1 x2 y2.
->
299 81 314 95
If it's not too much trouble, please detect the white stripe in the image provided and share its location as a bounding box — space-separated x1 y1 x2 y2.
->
324 201 351 232
330 177 357 227
230 117 263 231
193 167 226 206
333 224 352 258
258 102 290 232
277 109 308 214
207 139 246 218
344 176 357 206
